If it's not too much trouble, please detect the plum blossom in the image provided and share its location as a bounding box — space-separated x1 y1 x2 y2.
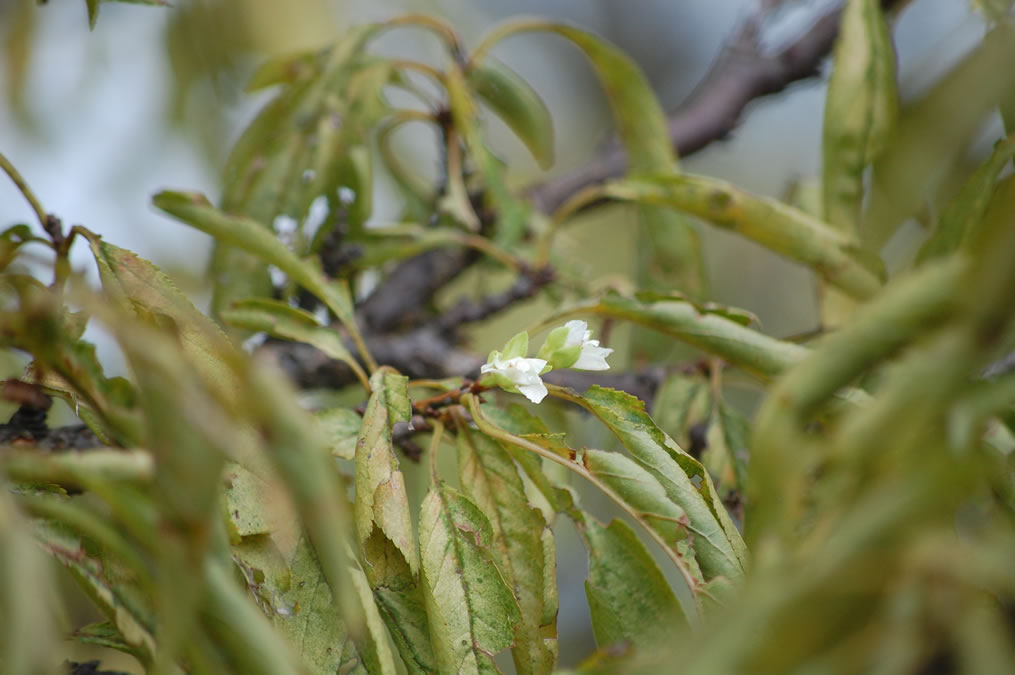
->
480 355 548 404
562 320 612 370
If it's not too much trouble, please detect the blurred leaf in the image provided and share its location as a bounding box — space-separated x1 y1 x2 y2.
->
72 620 140 658
864 21 1015 250
34 516 156 664
916 133 1015 264
457 425 558 674
153 192 369 365
221 298 364 387
469 57 555 170
446 63 532 246
418 484 521 673
85 0 170 29
487 20 705 297
823 0 898 238
0 490 59 674
80 227 239 403
560 385 747 581
536 291 806 379
315 407 362 460
212 25 391 314
569 173 883 300
575 514 684 652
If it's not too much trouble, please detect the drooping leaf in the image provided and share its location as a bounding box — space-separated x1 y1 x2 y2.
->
580 448 704 616
213 25 391 315
562 173 883 300
445 63 532 247
457 426 558 674
221 298 363 385
864 21 1015 250
152 192 367 360
71 620 141 658
916 133 1015 264
418 485 521 674
469 57 555 170
575 514 684 652
822 0 898 238
535 291 806 380
559 385 747 581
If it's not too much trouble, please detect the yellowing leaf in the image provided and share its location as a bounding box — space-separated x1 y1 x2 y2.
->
457 426 558 674
418 485 521 674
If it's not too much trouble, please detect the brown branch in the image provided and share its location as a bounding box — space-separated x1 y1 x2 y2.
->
526 0 903 216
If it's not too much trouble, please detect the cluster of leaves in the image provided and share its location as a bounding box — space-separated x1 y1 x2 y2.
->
3 1 1015 673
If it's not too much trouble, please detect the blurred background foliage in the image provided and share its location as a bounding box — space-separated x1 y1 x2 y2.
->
2 0 1015 673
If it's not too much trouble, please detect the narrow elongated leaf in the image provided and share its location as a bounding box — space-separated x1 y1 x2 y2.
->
469 57 555 169
576 514 684 651
581 449 704 616
566 174 883 300
916 133 1015 264
355 369 415 571
559 385 747 580
153 192 361 338
864 22 1015 249
478 20 703 292
221 298 362 382
418 485 521 674
213 25 390 314
536 291 806 379
822 0 898 237
457 426 558 675
355 369 436 673
445 63 532 246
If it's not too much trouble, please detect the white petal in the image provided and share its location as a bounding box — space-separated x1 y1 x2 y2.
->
573 342 613 370
516 378 548 403
563 320 588 348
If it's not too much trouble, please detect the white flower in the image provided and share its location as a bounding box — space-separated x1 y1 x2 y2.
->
481 355 548 404
562 320 613 370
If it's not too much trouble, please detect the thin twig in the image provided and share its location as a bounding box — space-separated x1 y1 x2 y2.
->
0 151 48 228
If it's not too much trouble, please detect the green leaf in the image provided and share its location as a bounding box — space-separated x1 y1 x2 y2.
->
916 133 1015 264
267 534 395 674
85 0 100 28
568 174 883 300
354 369 436 673
445 63 532 247
822 0 898 238
152 193 366 355
457 426 558 675
315 407 363 460
80 227 239 404
580 448 703 616
478 20 704 293
864 21 1015 250
72 620 140 658
562 385 747 581
576 515 684 652
535 291 806 380
501 331 530 360
418 485 522 674
355 370 415 573
478 404 563 514
212 26 390 314
469 57 555 169
221 298 363 383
